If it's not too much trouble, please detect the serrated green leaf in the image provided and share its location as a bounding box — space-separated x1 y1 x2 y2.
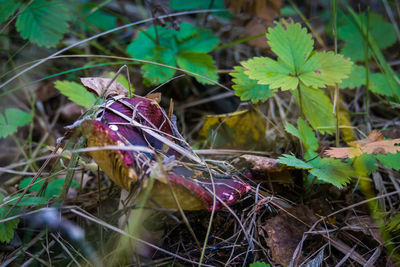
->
231 65 274 103
277 154 313 169
176 51 218 84
127 25 178 61
0 0 21 23
309 158 354 188
299 52 353 88
0 108 32 139
176 23 220 53
377 153 400 170
243 57 298 90
340 64 366 89
338 13 397 62
370 72 399 97
284 122 300 139
54 80 97 108
267 21 314 73
141 46 177 85
0 195 19 243
15 0 74 47
293 84 335 134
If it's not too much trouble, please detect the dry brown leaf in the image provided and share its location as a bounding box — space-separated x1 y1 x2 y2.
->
80 77 128 98
235 154 281 172
259 205 318 266
225 0 282 49
325 130 400 158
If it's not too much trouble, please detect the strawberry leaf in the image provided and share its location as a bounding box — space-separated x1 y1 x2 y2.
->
243 57 298 90
293 84 335 134
285 117 318 152
267 20 314 73
277 154 313 169
340 64 367 89
377 153 400 170
54 80 97 108
299 52 353 88
0 0 21 23
176 51 218 84
141 46 177 85
230 65 274 103
176 23 220 53
0 195 19 243
309 158 355 188
0 108 32 139
243 20 353 93
15 0 74 47
338 12 397 62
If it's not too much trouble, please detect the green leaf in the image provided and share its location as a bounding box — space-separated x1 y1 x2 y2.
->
126 25 178 61
84 7 116 31
377 153 400 170
356 153 379 174
0 0 21 23
231 65 274 103
340 64 366 89
309 158 354 188
176 51 218 84
370 72 399 97
338 13 397 62
54 80 97 108
141 46 177 85
267 20 314 73
277 154 313 169
15 0 74 47
20 177 78 200
0 195 19 243
243 57 298 91
299 51 353 88
250 262 271 267
285 118 318 152
9 194 48 206
244 20 352 92
176 23 220 53
0 108 32 139
293 84 335 134
170 0 225 10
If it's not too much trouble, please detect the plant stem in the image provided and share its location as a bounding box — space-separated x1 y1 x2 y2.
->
332 0 340 147
364 10 371 131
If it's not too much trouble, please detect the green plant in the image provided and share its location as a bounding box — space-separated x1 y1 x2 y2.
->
0 0 75 47
337 12 396 62
126 23 220 85
277 118 356 188
231 19 353 134
0 178 78 243
0 108 32 139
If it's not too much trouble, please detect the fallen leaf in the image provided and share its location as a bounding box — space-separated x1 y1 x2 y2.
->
225 0 282 49
259 205 318 266
80 77 128 98
325 130 400 158
199 109 266 149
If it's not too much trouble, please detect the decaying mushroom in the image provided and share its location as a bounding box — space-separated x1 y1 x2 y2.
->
78 78 250 211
